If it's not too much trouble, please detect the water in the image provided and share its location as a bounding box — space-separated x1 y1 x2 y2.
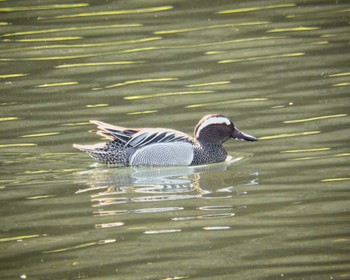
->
1 0 349 279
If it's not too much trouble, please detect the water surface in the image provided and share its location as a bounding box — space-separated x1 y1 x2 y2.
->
1 1 349 279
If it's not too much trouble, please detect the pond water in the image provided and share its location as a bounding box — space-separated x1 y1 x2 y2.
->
1 1 349 279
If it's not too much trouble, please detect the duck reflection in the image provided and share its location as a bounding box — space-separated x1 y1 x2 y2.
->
74 155 259 233
74 155 259 207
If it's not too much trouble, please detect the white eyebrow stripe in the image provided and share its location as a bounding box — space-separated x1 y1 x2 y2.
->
196 116 231 138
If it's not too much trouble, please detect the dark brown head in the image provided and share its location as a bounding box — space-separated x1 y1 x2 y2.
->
194 114 257 144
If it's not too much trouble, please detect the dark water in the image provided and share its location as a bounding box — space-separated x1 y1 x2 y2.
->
1 1 350 279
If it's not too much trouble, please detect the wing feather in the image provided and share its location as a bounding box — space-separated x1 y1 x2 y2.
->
89 121 192 149
90 120 139 144
126 129 191 148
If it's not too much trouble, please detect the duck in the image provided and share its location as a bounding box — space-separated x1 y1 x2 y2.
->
73 114 257 166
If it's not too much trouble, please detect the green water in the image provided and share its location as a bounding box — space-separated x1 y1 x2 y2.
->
1 1 349 279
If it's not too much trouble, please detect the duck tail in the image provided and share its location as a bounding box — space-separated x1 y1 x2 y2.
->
73 143 109 162
73 143 106 152
73 143 128 165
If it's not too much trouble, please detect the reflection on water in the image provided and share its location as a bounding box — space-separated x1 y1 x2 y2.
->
75 155 257 209
71 155 259 252
1 0 350 279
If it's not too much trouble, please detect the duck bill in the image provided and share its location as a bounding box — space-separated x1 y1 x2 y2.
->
232 128 257 142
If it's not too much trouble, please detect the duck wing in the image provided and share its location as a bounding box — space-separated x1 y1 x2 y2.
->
89 120 139 143
126 128 192 148
90 121 193 147
126 128 195 166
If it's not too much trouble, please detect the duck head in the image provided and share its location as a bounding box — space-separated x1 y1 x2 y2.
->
194 114 257 144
